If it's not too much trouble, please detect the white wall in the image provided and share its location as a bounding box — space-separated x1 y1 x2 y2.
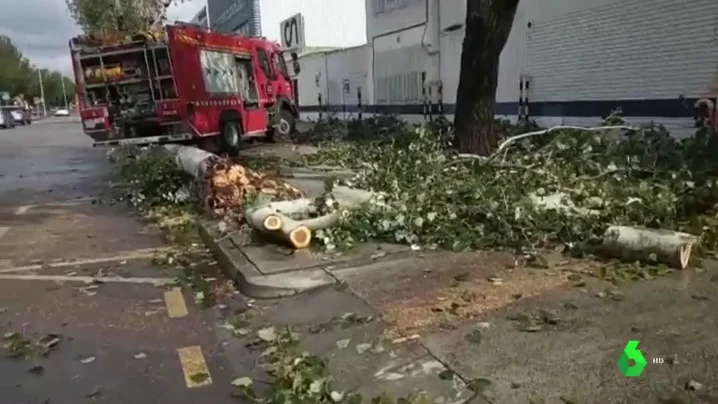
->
366 0 427 39
295 52 328 109
259 0 367 48
327 46 371 109
296 45 371 121
438 0 528 107
373 25 432 106
295 0 718 137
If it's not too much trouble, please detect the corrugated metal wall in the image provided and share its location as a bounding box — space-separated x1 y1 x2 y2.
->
526 0 718 102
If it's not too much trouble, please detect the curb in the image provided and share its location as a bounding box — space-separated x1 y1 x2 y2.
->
278 166 356 180
197 219 337 299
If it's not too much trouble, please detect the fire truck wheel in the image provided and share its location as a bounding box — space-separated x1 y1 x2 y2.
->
220 120 242 155
269 108 296 142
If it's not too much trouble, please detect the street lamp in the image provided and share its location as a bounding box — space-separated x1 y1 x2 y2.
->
37 69 46 116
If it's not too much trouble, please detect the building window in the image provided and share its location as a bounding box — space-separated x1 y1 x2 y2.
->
234 24 251 35
375 72 422 104
373 0 421 15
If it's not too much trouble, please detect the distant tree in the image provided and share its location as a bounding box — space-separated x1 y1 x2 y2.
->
453 0 520 155
0 36 75 105
65 0 179 36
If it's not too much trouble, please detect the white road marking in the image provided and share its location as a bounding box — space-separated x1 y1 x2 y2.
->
45 197 97 207
0 226 9 240
14 205 32 215
14 197 98 212
0 274 174 285
0 247 170 273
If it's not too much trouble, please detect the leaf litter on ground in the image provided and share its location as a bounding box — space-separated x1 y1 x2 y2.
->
115 113 718 403
296 112 718 282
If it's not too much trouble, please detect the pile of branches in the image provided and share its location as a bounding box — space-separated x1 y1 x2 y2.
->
111 145 194 208
303 112 718 265
200 156 304 217
291 114 410 145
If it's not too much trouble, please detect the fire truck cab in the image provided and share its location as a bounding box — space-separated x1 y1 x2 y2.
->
70 24 299 153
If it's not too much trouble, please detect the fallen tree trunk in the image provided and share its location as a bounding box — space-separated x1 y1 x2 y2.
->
601 226 699 270
245 201 313 248
163 144 214 179
244 187 377 248
163 145 377 249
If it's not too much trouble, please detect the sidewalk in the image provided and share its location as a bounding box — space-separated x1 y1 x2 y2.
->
199 143 718 402
213 248 718 403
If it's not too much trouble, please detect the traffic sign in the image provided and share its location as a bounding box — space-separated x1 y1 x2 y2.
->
279 13 305 54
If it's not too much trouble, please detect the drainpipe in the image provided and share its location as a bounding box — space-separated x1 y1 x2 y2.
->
421 0 441 115
324 53 330 113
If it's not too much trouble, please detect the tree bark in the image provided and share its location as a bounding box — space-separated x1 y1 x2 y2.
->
601 226 699 270
454 0 520 155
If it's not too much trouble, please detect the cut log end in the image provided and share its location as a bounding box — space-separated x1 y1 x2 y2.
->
289 226 312 249
679 243 692 270
263 215 282 231
602 225 698 270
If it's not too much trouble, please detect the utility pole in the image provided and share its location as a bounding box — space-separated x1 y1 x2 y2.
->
37 69 46 116
205 2 211 30
60 77 68 109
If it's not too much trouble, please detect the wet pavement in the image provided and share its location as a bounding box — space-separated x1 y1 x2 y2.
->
0 120 239 403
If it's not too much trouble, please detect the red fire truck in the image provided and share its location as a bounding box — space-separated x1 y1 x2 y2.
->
69 23 300 153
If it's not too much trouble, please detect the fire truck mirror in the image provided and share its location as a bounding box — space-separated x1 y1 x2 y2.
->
293 61 301 74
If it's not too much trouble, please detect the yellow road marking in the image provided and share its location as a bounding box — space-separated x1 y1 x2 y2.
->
177 346 213 388
14 205 32 215
164 287 188 318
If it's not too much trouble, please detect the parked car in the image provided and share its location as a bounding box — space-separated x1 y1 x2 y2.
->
2 106 31 125
54 108 70 117
0 110 16 129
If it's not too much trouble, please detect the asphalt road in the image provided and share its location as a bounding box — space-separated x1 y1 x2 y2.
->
0 119 241 404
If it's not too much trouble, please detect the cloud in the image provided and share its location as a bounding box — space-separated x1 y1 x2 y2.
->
0 0 203 78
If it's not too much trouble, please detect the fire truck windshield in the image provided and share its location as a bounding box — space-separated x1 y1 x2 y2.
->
275 53 289 78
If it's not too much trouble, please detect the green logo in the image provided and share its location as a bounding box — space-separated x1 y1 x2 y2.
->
618 340 647 376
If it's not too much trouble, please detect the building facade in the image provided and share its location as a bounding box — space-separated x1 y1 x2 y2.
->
204 0 366 47
295 0 718 136
257 0 366 50
207 0 261 36
189 6 209 28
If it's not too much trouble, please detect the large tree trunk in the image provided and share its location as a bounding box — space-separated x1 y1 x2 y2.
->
454 0 520 155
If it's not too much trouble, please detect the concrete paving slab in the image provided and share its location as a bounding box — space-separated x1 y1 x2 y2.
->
199 216 412 298
240 238 408 275
198 219 336 298
421 268 718 403
217 287 467 401
354 354 477 404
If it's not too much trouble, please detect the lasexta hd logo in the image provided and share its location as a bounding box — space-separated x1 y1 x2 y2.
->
617 340 647 376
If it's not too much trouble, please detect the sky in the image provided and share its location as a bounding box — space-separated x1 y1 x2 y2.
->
0 0 366 79
0 0 202 78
